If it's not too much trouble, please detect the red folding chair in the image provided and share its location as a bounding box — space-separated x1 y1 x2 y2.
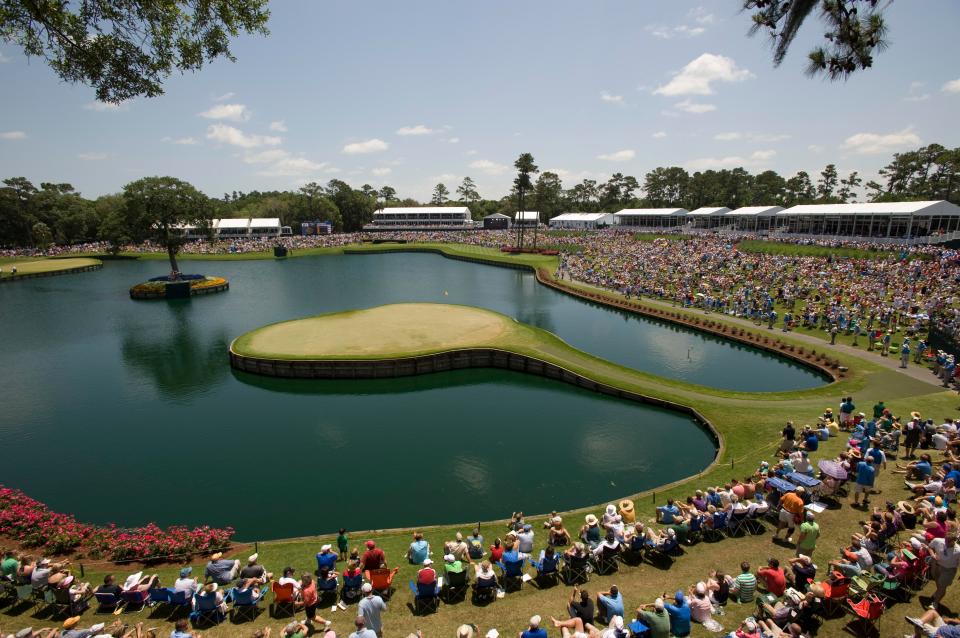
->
846 593 884 636
817 571 850 617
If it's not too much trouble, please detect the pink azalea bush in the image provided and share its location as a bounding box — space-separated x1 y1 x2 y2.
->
0 485 233 562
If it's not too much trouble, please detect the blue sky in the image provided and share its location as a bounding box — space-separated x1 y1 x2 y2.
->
1 0 959 202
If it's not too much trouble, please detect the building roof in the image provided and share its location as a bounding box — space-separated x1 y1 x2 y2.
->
514 211 541 221
375 206 470 215
550 212 613 221
614 208 688 217
216 218 251 229
727 206 785 217
780 201 960 216
249 217 281 228
687 207 731 216
483 213 510 219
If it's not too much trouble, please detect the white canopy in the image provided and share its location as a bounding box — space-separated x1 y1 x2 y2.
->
780 201 960 216
727 206 784 217
687 207 731 216
614 208 688 217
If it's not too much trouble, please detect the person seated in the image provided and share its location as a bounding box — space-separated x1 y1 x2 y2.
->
240 553 272 583
360 540 386 571
691 490 708 512
595 585 624 623
194 582 226 614
508 511 525 532
564 542 589 563
730 561 758 604
800 426 819 453
548 517 572 547
278 566 301 592
488 538 504 564
792 451 814 476
406 532 430 565
623 522 646 550
282 620 312 638
447 531 472 563
786 555 816 592
829 536 873 577
905 606 960 638
686 582 714 627
501 540 527 563
604 514 625 541
757 590 812 629
566 586 596 628
1 550 19 581
517 525 535 554
732 619 762 638
204 552 240 585
636 597 672 638
592 531 620 559
706 570 732 606
473 560 496 589
643 526 676 549
758 619 806 638
757 557 787 597
30 558 66 589
467 529 485 560
657 499 683 525
518 615 548 638
48 572 92 604
580 514 602 548
729 494 748 515
96 574 123 599
316 544 339 572
416 558 436 586
443 553 464 577
121 572 159 593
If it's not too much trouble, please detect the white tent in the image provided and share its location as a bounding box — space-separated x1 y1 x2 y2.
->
548 212 614 229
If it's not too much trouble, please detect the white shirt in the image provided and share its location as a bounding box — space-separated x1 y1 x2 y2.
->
278 576 300 590
930 538 960 569
932 433 950 450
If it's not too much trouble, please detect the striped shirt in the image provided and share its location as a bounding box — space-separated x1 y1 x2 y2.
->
735 572 757 603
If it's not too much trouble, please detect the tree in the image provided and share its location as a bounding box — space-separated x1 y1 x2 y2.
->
784 171 816 206
456 176 481 217
749 170 787 206
513 153 538 249
643 167 689 207
817 164 839 201
378 186 398 203
326 180 374 232
31 221 52 249
430 183 450 205
837 171 863 202
744 0 889 80
121 177 211 275
567 179 598 212
533 172 564 221
0 0 270 103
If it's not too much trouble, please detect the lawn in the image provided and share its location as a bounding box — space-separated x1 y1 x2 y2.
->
734 239 902 260
0 257 100 278
1 243 957 638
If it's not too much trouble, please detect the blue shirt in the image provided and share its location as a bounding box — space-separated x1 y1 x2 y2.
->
664 600 692 637
856 462 875 487
316 551 337 570
804 434 819 451
598 592 624 621
916 461 933 478
408 539 429 564
944 470 960 485
659 504 681 524
522 629 548 638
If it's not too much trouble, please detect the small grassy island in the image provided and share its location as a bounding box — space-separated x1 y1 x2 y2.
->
0 257 101 281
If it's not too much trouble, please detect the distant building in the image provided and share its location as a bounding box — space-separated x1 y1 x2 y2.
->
775 201 960 238
364 206 474 230
513 211 541 228
613 208 688 229
483 213 510 230
687 207 731 229
726 206 784 232
177 217 285 239
548 212 614 230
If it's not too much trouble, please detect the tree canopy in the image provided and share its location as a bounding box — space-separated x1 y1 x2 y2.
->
0 0 270 102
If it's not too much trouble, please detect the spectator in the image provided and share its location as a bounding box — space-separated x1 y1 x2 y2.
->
568 586 595 626
635 598 670 638
596 585 624 623
360 541 386 571
407 533 430 565
853 457 876 507
519 615 547 638
796 512 819 557
732 561 758 603
204 552 240 585
358 582 387 637
757 558 786 597
929 533 960 609
349 616 378 638
416 558 436 585
663 590 691 638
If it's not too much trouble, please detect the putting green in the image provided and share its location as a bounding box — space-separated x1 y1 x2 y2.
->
234 303 520 359
0 257 101 278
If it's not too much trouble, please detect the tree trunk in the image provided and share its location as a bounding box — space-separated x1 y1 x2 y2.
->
167 243 180 277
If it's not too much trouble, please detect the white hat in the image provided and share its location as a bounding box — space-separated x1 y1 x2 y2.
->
248 553 259 563
486 631 499 638
654 598 664 610
444 554 455 562
530 615 541 627
321 544 332 551
90 624 106 632
695 582 706 595
745 620 757 632
611 616 624 630
361 582 372 593
423 558 433 565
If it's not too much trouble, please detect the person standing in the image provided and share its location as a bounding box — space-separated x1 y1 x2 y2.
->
796 512 819 558
929 534 960 610
901 338 911 369
358 583 387 638
852 457 875 508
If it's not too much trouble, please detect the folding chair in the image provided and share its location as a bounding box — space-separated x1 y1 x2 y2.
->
561 555 590 585
591 546 620 576
50 585 91 618
94 590 124 614
270 581 296 618
529 551 561 587
496 558 526 592
471 576 497 604
341 571 364 604
316 575 339 606
165 589 193 618
442 568 470 602
727 510 751 537
644 536 679 566
686 514 704 545
846 593 884 635
409 580 440 615
13 584 38 613
364 567 399 599
120 588 151 613
620 536 645 566
190 591 225 627
816 572 850 618
147 586 172 612
230 586 267 623
704 511 728 542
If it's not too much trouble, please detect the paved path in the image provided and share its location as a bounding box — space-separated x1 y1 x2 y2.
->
566 276 946 389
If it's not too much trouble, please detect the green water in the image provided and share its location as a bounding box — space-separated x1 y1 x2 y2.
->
0 253 821 539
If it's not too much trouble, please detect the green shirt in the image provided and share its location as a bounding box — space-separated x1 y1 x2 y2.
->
1 557 18 577
735 572 757 603
638 609 671 638
445 561 464 574
797 521 819 551
873 403 885 419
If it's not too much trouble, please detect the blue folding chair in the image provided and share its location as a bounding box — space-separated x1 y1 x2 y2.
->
687 514 704 544
705 511 729 542
317 575 339 605
94 590 124 614
408 580 440 615
190 591 225 627
147 587 172 615
230 586 267 623
341 571 364 604
496 558 526 592
530 551 561 587
165 589 193 618
645 536 679 565
472 575 497 604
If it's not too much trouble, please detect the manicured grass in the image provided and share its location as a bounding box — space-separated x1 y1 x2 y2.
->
0 257 100 278
3 242 957 638
632 233 686 242
735 239 900 260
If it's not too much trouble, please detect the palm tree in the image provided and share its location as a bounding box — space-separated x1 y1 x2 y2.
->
513 153 538 249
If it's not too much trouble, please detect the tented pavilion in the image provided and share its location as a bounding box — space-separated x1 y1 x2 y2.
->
513 211 541 228
687 207 731 229
365 206 473 230
726 206 784 232
548 212 615 230
776 201 960 238
613 208 689 229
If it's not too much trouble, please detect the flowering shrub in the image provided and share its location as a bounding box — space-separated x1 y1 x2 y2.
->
0 485 233 562
130 276 228 298
191 276 228 292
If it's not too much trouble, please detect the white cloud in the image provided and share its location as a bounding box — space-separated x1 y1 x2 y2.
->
84 101 129 112
0 131 26 140
466 149 478 156
445 137 460 144
689 6 715 25
674 98 716 114
652 131 667 139
685 149 776 171
77 152 107 161
161 136 198 145
343 138 389 154
714 131 791 142
372 167 392 176
600 91 625 105
941 78 960 94
206 124 281 149
808 144 824 153
213 92 235 101
544 168 607 185
433 173 461 183
646 9 711 41
396 124 435 136
241 149 291 164
904 81 930 102
842 127 921 155
269 120 288 132
199 103 251 122
597 149 636 162
257 157 333 177
469 159 509 175
654 53 753 96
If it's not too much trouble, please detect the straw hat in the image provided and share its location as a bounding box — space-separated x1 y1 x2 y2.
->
619 499 634 513
585 514 598 526
457 625 475 638
63 617 81 629
912 411 922 419
897 501 916 514
210 552 223 560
